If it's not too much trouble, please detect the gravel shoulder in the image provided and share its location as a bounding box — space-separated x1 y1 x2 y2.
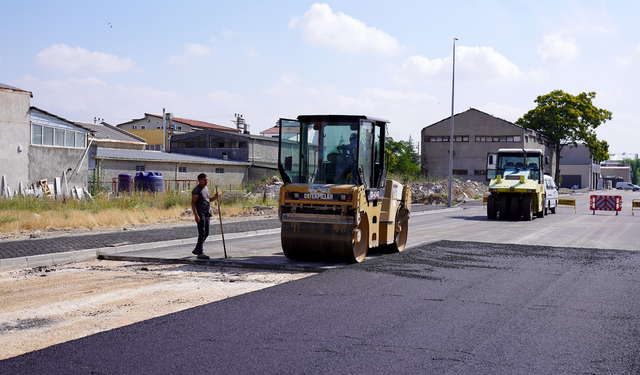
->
0 259 310 360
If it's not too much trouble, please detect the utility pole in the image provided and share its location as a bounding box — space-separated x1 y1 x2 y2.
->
162 108 166 152
448 38 458 207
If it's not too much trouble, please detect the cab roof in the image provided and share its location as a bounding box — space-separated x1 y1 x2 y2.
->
296 114 389 124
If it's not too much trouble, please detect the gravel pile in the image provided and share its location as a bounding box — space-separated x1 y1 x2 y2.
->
409 180 488 205
247 175 488 206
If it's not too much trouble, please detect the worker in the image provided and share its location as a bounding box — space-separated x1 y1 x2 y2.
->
335 133 358 183
191 173 219 259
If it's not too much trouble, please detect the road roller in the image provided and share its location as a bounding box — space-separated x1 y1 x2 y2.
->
277 115 411 263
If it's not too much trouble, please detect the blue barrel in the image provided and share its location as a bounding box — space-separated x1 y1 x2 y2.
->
134 172 163 193
118 173 133 193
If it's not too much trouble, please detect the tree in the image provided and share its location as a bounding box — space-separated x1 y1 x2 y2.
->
385 136 420 182
622 158 640 185
516 90 612 184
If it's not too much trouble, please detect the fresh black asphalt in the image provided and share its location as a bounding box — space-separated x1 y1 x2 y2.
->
2 240 639 374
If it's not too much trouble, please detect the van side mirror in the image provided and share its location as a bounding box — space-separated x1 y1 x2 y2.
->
545 156 550 165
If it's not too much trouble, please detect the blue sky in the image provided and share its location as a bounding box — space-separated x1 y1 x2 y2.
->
2 1 639 153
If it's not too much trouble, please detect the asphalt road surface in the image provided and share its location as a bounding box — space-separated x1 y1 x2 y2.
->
2 190 640 374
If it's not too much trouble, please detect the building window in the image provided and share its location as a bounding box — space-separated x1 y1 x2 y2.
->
55 129 64 146
42 126 54 145
66 131 75 147
222 152 229 160
76 133 85 148
184 135 207 148
136 165 145 171
157 126 162 129
453 169 468 175
177 126 182 130
133 125 138 129
425 136 468 142
179 166 187 173
514 136 521 142
215 168 224 174
474 170 486 175
31 125 42 145
141 125 146 129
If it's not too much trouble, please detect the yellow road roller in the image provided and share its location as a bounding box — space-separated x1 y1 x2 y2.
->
277 115 411 263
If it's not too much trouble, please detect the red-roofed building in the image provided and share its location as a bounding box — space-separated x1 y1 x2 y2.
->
116 113 239 151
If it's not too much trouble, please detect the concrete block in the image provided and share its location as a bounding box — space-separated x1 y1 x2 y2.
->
133 242 155 251
112 244 135 253
74 249 98 262
0 257 28 272
55 177 62 199
26 254 54 268
1 175 6 197
96 247 119 256
51 251 78 265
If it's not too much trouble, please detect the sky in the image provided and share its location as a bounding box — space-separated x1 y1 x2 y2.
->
2 0 639 153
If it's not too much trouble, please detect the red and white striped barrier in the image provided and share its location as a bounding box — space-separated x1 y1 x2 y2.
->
590 195 622 215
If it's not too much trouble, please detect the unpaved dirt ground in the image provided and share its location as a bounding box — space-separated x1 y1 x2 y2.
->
0 259 311 360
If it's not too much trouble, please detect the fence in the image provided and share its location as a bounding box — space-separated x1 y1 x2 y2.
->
105 178 253 195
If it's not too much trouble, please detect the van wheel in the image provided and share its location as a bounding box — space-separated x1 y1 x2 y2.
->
544 203 548 216
551 206 556 214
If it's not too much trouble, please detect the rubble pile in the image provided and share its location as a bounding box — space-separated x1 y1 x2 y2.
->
409 179 488 205
250 176 283 199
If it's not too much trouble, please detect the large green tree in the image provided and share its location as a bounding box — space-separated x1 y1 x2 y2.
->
385 135 420 182
516 90 612 184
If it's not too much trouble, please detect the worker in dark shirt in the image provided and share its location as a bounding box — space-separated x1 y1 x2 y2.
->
191 173 219 259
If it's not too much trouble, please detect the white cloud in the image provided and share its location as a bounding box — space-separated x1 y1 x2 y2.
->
222 27 236 37
289 3 405 56
167 43 212 68
616 43 640 67
247 49 260 59
395 46 546 84
537 34 580 64
35 44 139 74
16 75 181 120
264 73 304 95
360 87 437 104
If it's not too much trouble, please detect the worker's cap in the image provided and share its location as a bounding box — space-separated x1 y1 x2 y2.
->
349 133 357 141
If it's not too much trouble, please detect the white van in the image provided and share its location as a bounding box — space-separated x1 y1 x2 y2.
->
544 175 558 214
615 182 639 191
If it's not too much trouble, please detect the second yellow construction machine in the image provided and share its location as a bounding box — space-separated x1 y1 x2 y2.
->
277 115 411 263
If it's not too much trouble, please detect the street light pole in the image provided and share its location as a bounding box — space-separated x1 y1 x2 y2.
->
448 38 458 208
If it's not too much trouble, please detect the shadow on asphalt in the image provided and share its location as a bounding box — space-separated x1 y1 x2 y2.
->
449 215 489 221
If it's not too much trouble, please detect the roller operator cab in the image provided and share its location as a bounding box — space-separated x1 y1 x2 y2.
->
277 115 411 263
485 149 547 221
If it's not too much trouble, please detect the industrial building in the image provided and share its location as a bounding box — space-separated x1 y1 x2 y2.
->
116 113 239 151
557 144 601 189
0 82 95 196
170 129 279 182
421 108 556 184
